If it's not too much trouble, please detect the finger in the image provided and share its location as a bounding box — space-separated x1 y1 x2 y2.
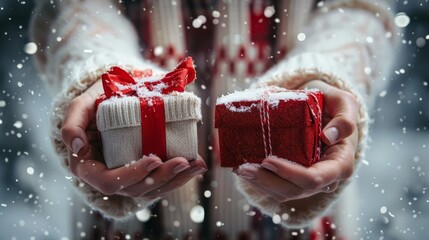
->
233 165 305 201
118 157 192 197
322 181 339 193
301 80 359 145
69 153 163 195
260 140 355 192
61 81 102 156
242 180 287 202
61 94 97 157
322 115 355 146
143 157 207 199
243 172 339 201
322 90 358 145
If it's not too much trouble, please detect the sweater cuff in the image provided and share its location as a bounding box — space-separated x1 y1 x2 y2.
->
240 52 368 226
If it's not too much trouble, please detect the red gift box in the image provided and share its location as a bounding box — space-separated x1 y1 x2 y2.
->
215 87 323 167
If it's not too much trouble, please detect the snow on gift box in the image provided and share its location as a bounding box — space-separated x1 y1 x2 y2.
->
215 87 323 168
96 57 202 169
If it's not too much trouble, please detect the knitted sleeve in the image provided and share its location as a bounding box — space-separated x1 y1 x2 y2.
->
236 0 397 228
30 0 164 219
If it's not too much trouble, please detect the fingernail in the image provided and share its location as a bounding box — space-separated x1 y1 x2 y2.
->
324 127 339 144
71 138 84 157
173 164 190 174
146 161 163 172
189 167 207 175
261 163 278 173
234 170 255 180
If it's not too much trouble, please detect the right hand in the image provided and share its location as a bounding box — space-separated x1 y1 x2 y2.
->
234 80 359 202
61 80 207 199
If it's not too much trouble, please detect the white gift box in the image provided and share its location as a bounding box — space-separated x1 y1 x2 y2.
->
96 92 201 169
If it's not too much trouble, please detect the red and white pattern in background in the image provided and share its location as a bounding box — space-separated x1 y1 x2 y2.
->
139 0 186 69
212 0 273 95
129 0 346 239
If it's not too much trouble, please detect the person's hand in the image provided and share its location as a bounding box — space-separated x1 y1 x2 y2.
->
61 80 207 200
234 80 359 202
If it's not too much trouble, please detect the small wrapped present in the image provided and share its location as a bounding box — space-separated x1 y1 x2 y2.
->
215 87 323 168
96 57 201 169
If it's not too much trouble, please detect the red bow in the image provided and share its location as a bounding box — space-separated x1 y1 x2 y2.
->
97 57 196 162
101 56 196 98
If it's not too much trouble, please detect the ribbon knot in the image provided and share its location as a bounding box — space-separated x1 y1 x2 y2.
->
101 56 196 98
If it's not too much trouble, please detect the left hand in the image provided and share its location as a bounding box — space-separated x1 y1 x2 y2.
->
61 80 207 200
233 80 359 202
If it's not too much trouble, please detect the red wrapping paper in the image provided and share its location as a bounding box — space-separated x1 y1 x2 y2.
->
215 87 323 167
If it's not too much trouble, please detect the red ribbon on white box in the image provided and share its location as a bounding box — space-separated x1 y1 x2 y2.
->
97 57 196 161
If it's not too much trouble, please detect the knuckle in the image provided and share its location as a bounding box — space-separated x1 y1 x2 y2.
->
340 116 356 135
100 189 116 196
325 182 339 193
288 188 304 198
97 182 116 195
343 91 358 105
61 125 74 140
303 176 324 191
329 183 339 192
341 162 354 179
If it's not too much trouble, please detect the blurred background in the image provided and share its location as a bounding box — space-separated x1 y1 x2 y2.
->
0 1 428 239
0 1 72 239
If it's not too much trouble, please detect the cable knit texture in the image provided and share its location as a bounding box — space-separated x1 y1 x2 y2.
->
97 92 202 168
30 0 396 230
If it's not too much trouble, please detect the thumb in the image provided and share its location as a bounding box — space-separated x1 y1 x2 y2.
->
321 90 358 145
301 80 358 146
61 93 97 157
321 114 355 145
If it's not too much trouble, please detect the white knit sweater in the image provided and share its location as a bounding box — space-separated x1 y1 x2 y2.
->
30 0 396 235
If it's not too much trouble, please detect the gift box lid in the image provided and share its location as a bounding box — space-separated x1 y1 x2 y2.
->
97 91 201 132
215 87 323 128
96 57 201 132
